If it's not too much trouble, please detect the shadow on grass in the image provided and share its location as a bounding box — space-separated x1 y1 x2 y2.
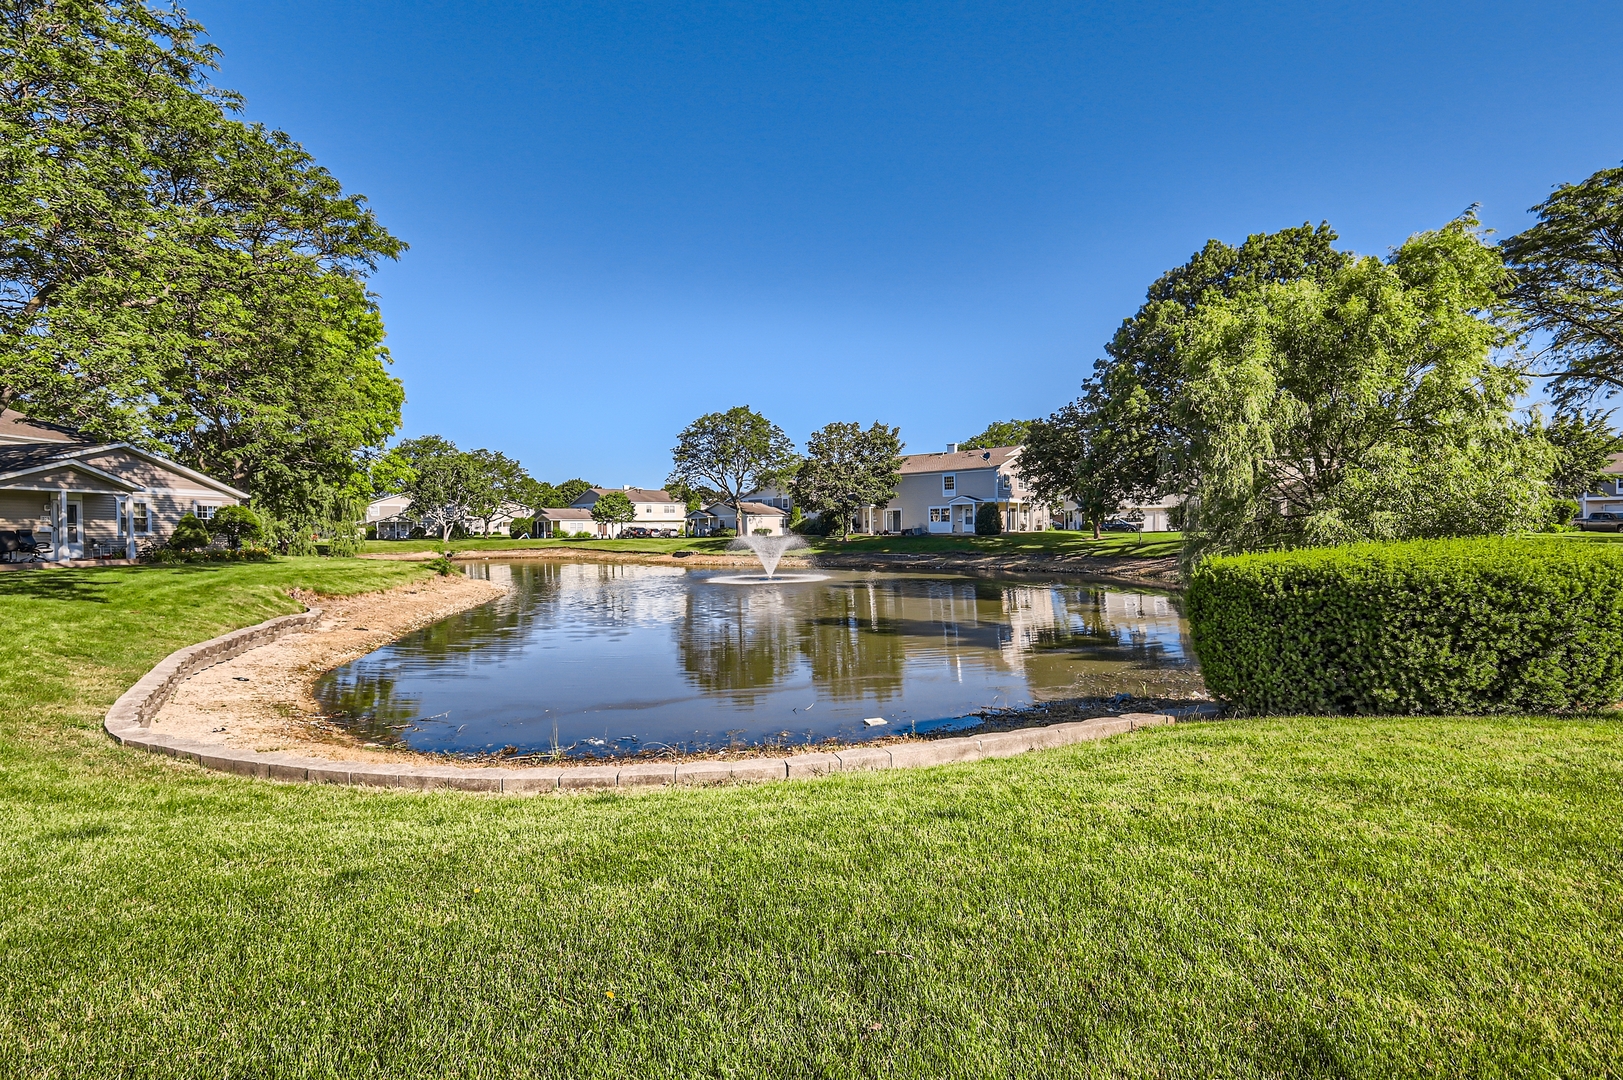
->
0 562 234 603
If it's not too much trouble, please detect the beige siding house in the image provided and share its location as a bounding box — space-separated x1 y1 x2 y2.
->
705 500 789 536
0 410 246 561
854 444 1049 535
568 487 685 537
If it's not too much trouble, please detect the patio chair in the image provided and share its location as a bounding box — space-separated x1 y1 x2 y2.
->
16 530 50 561
0 530 18 563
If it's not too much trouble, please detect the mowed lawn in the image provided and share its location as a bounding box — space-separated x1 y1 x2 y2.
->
0 563 1620 1077
362 530 1183 559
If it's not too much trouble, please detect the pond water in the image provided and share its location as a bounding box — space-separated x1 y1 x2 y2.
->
313 561 1201 758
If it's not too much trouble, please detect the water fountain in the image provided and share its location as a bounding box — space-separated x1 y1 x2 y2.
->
711 533 828 584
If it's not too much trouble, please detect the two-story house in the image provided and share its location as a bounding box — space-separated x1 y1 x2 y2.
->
565 486 685 537
1579 453 1623 519
854 444 1049 535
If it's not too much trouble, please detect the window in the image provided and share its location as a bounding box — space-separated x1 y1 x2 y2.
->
132 502 151 534
929 507 949 523
666 505 677 514
942 473 955 494
192 503 217 520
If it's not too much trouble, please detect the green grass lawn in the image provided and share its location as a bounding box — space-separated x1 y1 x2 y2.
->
1 561 1619 1077
363 530 1183 559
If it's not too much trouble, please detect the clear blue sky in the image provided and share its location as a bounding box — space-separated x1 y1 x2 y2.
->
191 0 1623 487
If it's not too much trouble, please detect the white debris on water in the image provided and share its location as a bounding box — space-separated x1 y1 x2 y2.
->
863 717 887 727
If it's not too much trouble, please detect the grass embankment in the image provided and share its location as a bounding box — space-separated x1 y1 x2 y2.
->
1 562 1619 1076
362 531 1183 559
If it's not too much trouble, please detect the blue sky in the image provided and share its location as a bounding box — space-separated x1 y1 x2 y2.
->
191 0 1623 487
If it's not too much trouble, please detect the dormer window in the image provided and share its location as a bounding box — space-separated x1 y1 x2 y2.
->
942 473 956 495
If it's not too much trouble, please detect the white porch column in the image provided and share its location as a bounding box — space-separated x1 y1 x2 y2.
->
53 490 64 562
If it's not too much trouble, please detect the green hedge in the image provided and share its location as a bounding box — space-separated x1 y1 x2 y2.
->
1186 537 1623 714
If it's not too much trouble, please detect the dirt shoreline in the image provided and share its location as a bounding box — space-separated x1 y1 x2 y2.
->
148 574 507 763
362 545 1181 590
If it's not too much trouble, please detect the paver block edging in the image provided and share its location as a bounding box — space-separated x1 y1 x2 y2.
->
104 607 1197 793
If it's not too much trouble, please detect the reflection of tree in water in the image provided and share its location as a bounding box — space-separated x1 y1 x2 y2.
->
396 562 557 662
676 576 1025 703
675 587 802 704
797 581 906 702
315 669 422 743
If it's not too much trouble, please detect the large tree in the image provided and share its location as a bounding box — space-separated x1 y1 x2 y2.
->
589 490 635 531
1019 372 1156 539
1176 214 1549 560
1536 409 1623 500
668 406 798 525
1093 223 1352 499
1502 165 1623 408
789 421 903 538
463 448 529 535
379 436 479 544
0 0 405 518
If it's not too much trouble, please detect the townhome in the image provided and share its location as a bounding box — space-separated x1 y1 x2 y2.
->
1579 453 1623 518
1057 494 1182 532
0 409 246 561
567 486 686 537
701 500 788 536
855 444 1049 535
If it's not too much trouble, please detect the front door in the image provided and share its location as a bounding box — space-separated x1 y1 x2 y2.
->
62 497 84 559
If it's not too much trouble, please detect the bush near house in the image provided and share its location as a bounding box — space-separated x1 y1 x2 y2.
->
1187 537 1623 714
975 502 1003 535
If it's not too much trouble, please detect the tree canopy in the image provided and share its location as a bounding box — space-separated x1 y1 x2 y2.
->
1176 215 1547 559
1502 165 1623 408
1536 409 1622 500
1095 223 1351 498
0 0 405 519
668 407 797 518
789 421 903 537
377 436 478 543
959 419 1030 450
1020 373 1156 538
589 490 635 526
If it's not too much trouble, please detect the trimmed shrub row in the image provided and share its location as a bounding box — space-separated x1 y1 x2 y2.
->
1186 537 1623 714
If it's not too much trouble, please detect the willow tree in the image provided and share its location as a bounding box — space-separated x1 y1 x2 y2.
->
1177 214 1551 561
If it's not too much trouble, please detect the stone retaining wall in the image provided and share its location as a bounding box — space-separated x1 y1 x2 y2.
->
105 608 1185 793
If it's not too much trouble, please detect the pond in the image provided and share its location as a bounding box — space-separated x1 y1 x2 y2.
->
313 561 1201 758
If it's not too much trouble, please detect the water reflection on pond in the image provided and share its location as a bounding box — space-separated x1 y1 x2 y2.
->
314 561 1202 757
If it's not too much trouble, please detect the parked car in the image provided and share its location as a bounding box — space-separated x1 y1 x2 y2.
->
1576 512 1623 533
1100 519 1142 532
621 526 651 538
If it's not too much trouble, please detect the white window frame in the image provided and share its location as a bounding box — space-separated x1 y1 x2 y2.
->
131 501 152 535
942 473 956 495
192 502 219 521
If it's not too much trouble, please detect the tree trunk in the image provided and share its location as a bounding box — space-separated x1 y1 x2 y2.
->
1092 519 1102 541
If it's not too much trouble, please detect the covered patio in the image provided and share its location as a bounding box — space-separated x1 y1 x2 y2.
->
0 457 146 562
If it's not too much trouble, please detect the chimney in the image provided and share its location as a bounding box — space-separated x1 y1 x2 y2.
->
946 443 959 453
624 484 632 490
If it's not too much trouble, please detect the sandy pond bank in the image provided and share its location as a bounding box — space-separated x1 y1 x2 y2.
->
147 574 506 763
